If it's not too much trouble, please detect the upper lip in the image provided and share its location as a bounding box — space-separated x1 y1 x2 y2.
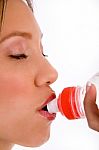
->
39 93 56 110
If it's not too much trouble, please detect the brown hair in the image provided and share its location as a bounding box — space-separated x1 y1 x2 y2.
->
0 0 33 33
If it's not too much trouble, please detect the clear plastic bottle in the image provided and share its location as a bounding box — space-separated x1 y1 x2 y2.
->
47 73 99 119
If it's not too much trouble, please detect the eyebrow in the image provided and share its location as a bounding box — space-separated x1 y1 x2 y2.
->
0 31 43 43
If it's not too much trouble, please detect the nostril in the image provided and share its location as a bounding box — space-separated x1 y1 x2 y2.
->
46 81 50 84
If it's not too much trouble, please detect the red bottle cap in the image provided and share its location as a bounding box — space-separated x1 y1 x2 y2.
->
57 87 81 119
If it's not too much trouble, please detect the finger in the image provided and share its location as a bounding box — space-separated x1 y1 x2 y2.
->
83 83 99 131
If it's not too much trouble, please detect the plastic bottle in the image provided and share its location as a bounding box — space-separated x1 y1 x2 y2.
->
47 73 99 119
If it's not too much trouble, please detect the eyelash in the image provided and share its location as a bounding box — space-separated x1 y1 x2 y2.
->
42 53 48 57
9 54 28 59
9 53 48 60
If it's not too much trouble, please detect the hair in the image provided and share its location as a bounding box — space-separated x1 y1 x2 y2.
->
0 0 33 33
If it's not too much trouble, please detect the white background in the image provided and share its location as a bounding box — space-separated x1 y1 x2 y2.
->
13 0 99 150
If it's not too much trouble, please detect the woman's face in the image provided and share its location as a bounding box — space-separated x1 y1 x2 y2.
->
0 0 58 147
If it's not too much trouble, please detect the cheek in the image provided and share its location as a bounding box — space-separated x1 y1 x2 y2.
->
0 72 31 103
0 76 24 96
0 72 34 131
0 71 39 118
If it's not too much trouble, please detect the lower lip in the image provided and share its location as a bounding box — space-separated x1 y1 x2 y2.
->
39 110 56 121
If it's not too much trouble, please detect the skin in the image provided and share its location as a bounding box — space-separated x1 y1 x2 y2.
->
0 0 98 149
84 84 99 132
0 0 58 149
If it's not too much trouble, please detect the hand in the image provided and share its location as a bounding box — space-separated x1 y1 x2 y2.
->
84 83 99 132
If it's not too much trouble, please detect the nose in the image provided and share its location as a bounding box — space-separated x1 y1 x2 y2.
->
35 60 58 87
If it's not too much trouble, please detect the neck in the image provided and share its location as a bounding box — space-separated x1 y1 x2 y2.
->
0 140 14 150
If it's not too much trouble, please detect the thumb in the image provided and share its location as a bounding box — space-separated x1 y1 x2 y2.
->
84 82 96 104
84 83 99 131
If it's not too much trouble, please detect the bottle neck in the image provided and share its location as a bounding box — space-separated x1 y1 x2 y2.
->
73 86 85 118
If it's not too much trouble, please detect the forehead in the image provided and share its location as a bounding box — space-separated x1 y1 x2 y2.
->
0 0 40 41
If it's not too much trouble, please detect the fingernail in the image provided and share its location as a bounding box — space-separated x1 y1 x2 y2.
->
86 81 92 92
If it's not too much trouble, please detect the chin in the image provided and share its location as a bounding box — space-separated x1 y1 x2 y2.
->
17 129 50 148
21 135 50 148
31 134 50 148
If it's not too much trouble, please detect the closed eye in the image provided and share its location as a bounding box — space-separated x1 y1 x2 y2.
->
9 54 28 59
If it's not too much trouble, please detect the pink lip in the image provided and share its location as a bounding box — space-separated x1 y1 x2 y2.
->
38 93 56 121
41 93 56 108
